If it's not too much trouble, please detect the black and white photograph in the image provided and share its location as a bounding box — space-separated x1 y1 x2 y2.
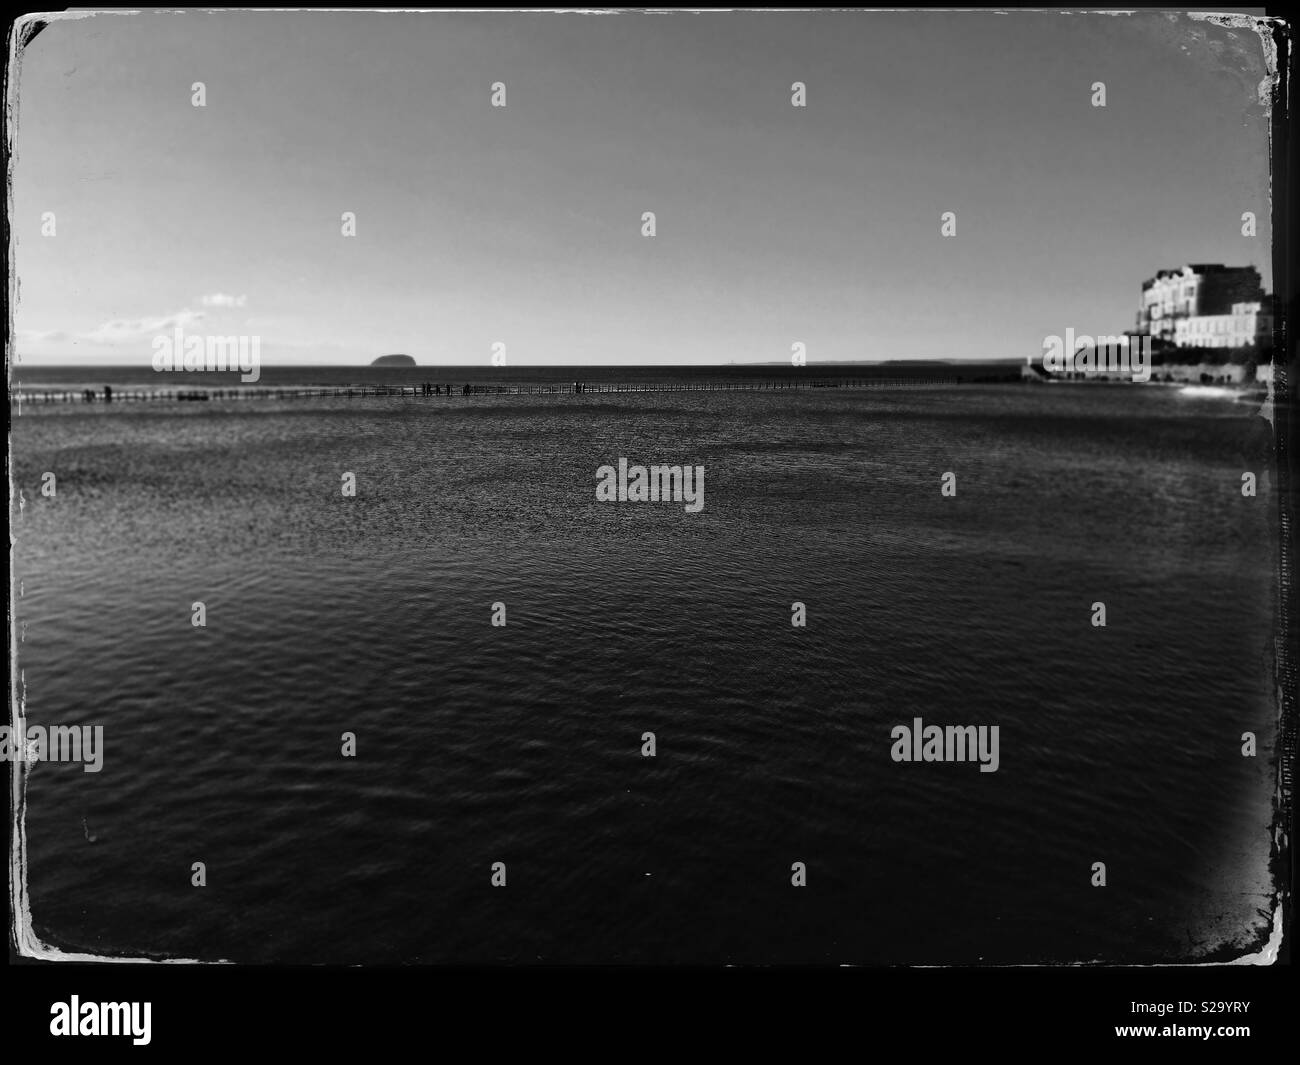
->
5 3 1295 1049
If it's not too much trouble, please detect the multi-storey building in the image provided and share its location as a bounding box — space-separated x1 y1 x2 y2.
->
1137 264 1265 344
1172 301 1273 350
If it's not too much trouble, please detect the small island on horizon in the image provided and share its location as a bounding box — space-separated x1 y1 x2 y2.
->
371 354 416 367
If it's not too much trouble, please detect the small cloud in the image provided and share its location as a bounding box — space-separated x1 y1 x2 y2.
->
82 308 207 344
17 309 213 349
17 328 70 343
199 293 248 308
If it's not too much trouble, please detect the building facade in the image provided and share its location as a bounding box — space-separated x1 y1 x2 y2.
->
1172 301 1273 350
1137 264 1265 345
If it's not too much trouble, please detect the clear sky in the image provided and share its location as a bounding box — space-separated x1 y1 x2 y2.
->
10 9 1275 367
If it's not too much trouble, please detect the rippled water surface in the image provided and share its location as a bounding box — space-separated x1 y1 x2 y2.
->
11 376 1280 963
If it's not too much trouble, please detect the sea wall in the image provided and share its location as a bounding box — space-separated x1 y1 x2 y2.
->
1148 363 1254 385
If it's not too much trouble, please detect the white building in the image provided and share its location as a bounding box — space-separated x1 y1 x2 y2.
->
1138 264 1264 344
1172 301 1272 350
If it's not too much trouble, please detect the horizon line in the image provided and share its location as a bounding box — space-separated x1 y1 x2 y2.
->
11 357 1028 369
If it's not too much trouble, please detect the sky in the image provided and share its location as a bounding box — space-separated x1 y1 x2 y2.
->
10 9 1276 367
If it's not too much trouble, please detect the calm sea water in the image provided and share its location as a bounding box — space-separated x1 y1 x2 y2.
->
10 370 1280 964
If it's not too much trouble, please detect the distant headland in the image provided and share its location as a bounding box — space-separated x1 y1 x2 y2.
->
371 354 416 367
